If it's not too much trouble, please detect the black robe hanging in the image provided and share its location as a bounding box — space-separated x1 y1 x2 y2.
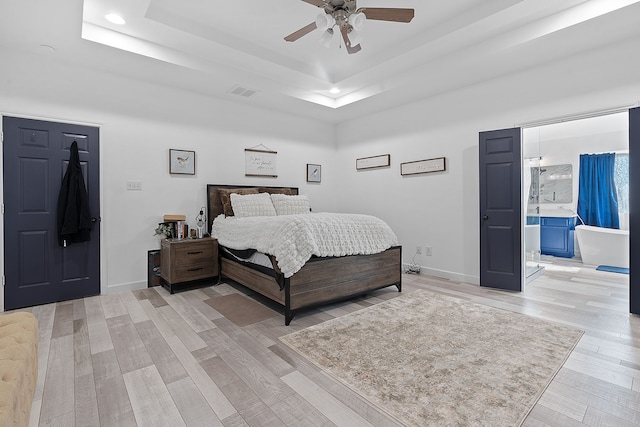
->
57 141 92 246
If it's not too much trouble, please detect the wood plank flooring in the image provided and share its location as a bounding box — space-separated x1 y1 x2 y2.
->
20 257 639 426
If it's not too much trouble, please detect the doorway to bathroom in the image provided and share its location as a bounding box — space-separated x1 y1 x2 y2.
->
522 112 629 285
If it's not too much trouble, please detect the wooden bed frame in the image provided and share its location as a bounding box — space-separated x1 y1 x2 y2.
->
207 184 402 325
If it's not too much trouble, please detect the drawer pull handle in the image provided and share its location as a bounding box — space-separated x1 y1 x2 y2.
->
187 251 203 255
187 267 204 272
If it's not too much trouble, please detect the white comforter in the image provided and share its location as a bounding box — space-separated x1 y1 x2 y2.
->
211 212 399 278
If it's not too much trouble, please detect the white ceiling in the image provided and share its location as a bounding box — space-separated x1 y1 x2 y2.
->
1 0 640 123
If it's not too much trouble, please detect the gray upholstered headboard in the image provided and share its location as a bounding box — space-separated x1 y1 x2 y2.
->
206 184 299 232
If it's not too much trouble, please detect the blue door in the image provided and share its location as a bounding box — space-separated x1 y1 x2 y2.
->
3 116 100 310
630 107 640 314
479 128 522 291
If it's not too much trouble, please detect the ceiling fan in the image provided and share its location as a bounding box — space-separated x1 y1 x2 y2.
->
285 0 414 54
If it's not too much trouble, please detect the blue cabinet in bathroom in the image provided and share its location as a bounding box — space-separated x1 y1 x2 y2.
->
540 216 576 258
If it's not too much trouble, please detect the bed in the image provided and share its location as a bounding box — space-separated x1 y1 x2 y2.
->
207 184 402 325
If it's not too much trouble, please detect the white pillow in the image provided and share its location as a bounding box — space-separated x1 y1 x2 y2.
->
230 192 276 217
271 194 311 215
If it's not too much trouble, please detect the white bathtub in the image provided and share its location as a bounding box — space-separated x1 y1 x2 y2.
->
575 225 629 268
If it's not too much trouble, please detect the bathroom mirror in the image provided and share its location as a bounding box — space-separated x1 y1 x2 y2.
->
529 164 572 204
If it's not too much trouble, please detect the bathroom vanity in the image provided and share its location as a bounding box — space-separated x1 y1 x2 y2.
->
540 215 577 258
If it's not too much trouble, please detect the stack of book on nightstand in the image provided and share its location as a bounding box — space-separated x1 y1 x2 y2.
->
161 214 188 239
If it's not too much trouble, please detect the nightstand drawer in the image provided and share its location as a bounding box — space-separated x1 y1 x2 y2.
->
174 242 215 262
173 261 216 281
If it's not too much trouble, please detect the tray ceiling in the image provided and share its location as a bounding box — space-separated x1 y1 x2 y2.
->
1 0 639 122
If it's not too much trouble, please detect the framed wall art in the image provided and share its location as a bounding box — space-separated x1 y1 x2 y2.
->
245 146 277 177
169 149 195 175
356 154 390 170
306 164 321 182
400 157 446 176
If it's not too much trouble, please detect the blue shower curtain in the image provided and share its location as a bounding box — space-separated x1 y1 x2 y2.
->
577 153 620 229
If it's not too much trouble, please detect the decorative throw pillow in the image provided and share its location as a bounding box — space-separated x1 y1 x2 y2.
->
270 194 311 215
230 192 277 217
218 188 258 216
258 187 295 195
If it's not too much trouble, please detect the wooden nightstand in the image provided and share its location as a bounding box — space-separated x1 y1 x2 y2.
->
160 237 218 293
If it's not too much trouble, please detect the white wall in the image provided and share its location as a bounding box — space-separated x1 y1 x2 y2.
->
1 33 639 304
335 37 640 284
0 48 336 305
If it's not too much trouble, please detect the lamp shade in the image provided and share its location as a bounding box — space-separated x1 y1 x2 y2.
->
315 13 335 31
319 29 334 48
348 12 366 30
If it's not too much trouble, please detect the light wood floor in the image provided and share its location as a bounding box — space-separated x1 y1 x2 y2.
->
21 257 638 426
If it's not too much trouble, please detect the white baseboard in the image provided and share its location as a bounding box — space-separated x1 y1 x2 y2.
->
402 263 479 285
103 280 147 294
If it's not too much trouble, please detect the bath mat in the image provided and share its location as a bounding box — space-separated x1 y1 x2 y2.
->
596 265 629 274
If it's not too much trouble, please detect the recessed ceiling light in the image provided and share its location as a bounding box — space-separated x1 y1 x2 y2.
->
105 13 126 25
329 87 341 94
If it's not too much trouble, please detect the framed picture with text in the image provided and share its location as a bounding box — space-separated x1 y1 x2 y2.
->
356 154 390 170
245 148 278 177
401 157 446 176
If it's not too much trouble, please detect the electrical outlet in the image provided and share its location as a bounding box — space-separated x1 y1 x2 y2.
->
126 181 142 191
425 246 432 256
416 245 422 254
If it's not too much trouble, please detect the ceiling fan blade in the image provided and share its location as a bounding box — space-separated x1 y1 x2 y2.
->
301 0 326 7
361 8 414 23
284 22 318 42
347 43 362 54
340 26 362 54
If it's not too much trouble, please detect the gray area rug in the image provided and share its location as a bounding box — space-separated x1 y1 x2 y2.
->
280 290 583 426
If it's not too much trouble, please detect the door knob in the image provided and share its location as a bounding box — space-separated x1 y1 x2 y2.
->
482 215 489 220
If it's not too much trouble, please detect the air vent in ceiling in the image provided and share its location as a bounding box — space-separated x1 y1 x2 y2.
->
228 85 258 98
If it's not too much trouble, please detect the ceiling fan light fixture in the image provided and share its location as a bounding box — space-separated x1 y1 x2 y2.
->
319 28 335 48
348 12 366 31
315 13 335 31
284 2 414 54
